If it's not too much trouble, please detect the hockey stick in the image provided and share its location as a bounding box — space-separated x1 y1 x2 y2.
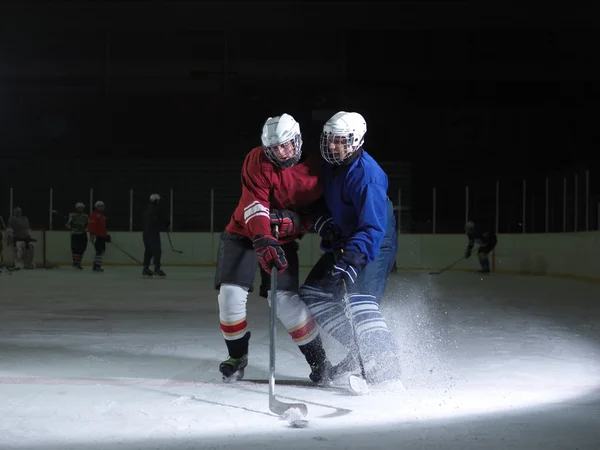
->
268 225 308 418
340 279 369 393
429 256 465 275
110 240 144 266
166 232 183 254
51 209 68 220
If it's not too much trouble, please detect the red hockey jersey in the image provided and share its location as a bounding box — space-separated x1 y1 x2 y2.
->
226 147 322 243
88 211 108 237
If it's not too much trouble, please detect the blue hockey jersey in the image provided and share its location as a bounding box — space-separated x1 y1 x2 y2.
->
322 149 388 263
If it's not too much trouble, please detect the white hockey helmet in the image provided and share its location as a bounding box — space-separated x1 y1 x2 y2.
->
320 111 367 165
149 193 161 203
260 113 302 168
94 200 105 209
465 221 475 231
75 202 85 209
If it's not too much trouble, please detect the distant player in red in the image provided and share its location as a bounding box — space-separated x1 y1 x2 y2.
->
88 201 111 272
215 113 332 383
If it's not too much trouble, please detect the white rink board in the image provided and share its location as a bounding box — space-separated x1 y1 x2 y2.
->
35 230 600 282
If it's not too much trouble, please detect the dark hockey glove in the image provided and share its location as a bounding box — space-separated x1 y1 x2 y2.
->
105 234 112 243
313 215 340 241
253 234 288 274
464 248 471 258
330 249 366 286
269 209 304 239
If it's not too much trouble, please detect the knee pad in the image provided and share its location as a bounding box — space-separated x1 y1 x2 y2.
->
268 290 318 345
218 284 249 340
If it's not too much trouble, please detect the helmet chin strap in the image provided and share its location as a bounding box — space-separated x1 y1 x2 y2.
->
335 148 363 167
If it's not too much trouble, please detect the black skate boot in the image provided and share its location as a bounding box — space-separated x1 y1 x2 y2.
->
142 267 154 278
219 331 251 382
154 268 166 278
92 265 104 272
330 351 362 381
478 259 491 274
309 360 333 385
299 336 333 385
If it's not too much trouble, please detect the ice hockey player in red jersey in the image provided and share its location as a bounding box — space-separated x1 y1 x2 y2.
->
88 201 111 272
215 113 333 383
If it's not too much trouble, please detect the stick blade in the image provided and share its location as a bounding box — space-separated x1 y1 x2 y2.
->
269 397 307 417
348 375 369 394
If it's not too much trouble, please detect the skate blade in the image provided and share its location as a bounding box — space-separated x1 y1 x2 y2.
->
222 369 245 383
348 375 369 394
328 373 368 395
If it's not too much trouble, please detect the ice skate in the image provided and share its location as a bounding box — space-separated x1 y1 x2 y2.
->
92 265 104 273
330 352 362 382
142 267 154 278
153 269 166 279
220 331 251 382
323 353 368 394
363 351 402 386
298 336 334 385
308 360 333 385
219 355 248 382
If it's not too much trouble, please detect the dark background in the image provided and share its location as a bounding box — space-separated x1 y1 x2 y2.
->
0 1 598 232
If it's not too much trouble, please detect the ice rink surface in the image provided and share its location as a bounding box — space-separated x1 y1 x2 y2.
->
1 266 600 449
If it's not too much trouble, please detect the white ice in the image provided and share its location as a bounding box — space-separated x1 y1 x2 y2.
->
1 267 600 449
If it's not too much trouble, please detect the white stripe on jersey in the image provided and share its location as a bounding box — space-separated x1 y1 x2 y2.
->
243 201 269 224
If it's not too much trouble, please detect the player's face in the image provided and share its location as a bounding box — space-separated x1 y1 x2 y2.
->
326 135 354 160
269 139 296 162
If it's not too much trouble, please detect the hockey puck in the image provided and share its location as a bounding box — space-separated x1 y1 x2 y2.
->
284 407 308 428
289 419 308 428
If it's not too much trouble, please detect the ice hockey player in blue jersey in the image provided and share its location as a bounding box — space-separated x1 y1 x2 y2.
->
464 221 497 273
299 111 400 385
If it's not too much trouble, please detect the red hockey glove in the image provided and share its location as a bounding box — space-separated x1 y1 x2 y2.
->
269 209 305 239
253 234 288 274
